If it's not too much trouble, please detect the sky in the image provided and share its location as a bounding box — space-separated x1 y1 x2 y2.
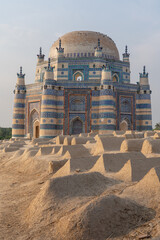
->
0 0 160 127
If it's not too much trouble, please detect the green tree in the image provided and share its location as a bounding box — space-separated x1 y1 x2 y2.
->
0 127 12 140
155 122 160 130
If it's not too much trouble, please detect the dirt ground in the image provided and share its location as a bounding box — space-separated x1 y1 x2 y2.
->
0 135 160 240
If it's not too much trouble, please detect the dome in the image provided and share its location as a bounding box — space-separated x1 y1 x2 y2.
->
49 31 119 60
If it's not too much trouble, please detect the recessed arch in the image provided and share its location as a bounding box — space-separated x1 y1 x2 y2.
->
73 71 84 81
70 116 84 135
121 99 131 113
29 109 40 138
112 73 119 82
120 118 131 131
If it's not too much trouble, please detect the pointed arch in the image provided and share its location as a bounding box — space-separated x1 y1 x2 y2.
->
29 109 40 138
112 73 119 82
73 71 84 81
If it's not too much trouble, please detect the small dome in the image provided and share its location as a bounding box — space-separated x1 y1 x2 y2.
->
49 31 119 60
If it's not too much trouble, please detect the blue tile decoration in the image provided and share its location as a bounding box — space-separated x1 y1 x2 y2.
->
12 35 152 138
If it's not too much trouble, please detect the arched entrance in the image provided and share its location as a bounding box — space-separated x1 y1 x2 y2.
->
120 118 130 131
71 117 83 135
29 109 40 138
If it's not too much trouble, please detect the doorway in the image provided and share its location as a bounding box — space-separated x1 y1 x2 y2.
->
35 125 40 138
72 118 83 135
120 119 129 131
33 120 40 138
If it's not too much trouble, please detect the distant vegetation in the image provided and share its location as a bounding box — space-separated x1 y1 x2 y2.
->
0 127 12 140
154 123 160 130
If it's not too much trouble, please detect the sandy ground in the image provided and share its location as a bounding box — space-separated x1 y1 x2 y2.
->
0 133 160 240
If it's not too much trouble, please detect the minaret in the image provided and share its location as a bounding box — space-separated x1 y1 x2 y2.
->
136 66 152 131
40 58 57 138
35 47 45 83
123 45 130 62
123 45 130 82
56 38 64 58
12 67 26 138
94 38 103 57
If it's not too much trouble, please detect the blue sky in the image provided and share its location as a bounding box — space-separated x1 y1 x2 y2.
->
0 0 160 127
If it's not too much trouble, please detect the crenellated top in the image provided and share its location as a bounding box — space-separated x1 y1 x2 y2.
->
44 58 54 80
17 67 25 86
139 66 149 86
37 47 45 64
123 45 130 62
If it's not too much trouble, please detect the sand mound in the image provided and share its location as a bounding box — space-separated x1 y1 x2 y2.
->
11 149 25 158
51 146 61 154
3 146 20 152
141 139 160 154
122 166 160 206
92 153 160 181
48 159 68 174
120 139 144 152
90 152 145 173
55 135 66 145
153 132 160 139
21 148 39 159
71 137 94 145
79 133 88 137
32 138 50 145
134 132 144 138
115 160 132 182
53 156 99 176
94 136 124 155
56 145 91 158
36 146 54 156
63 136 73 145
94 133 113 141
55 195 154 240
144 131 155 138
53 159 71 177
27 172 113 225
113 130 125 136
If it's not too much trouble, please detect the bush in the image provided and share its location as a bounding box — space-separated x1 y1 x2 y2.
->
0 127 12 140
